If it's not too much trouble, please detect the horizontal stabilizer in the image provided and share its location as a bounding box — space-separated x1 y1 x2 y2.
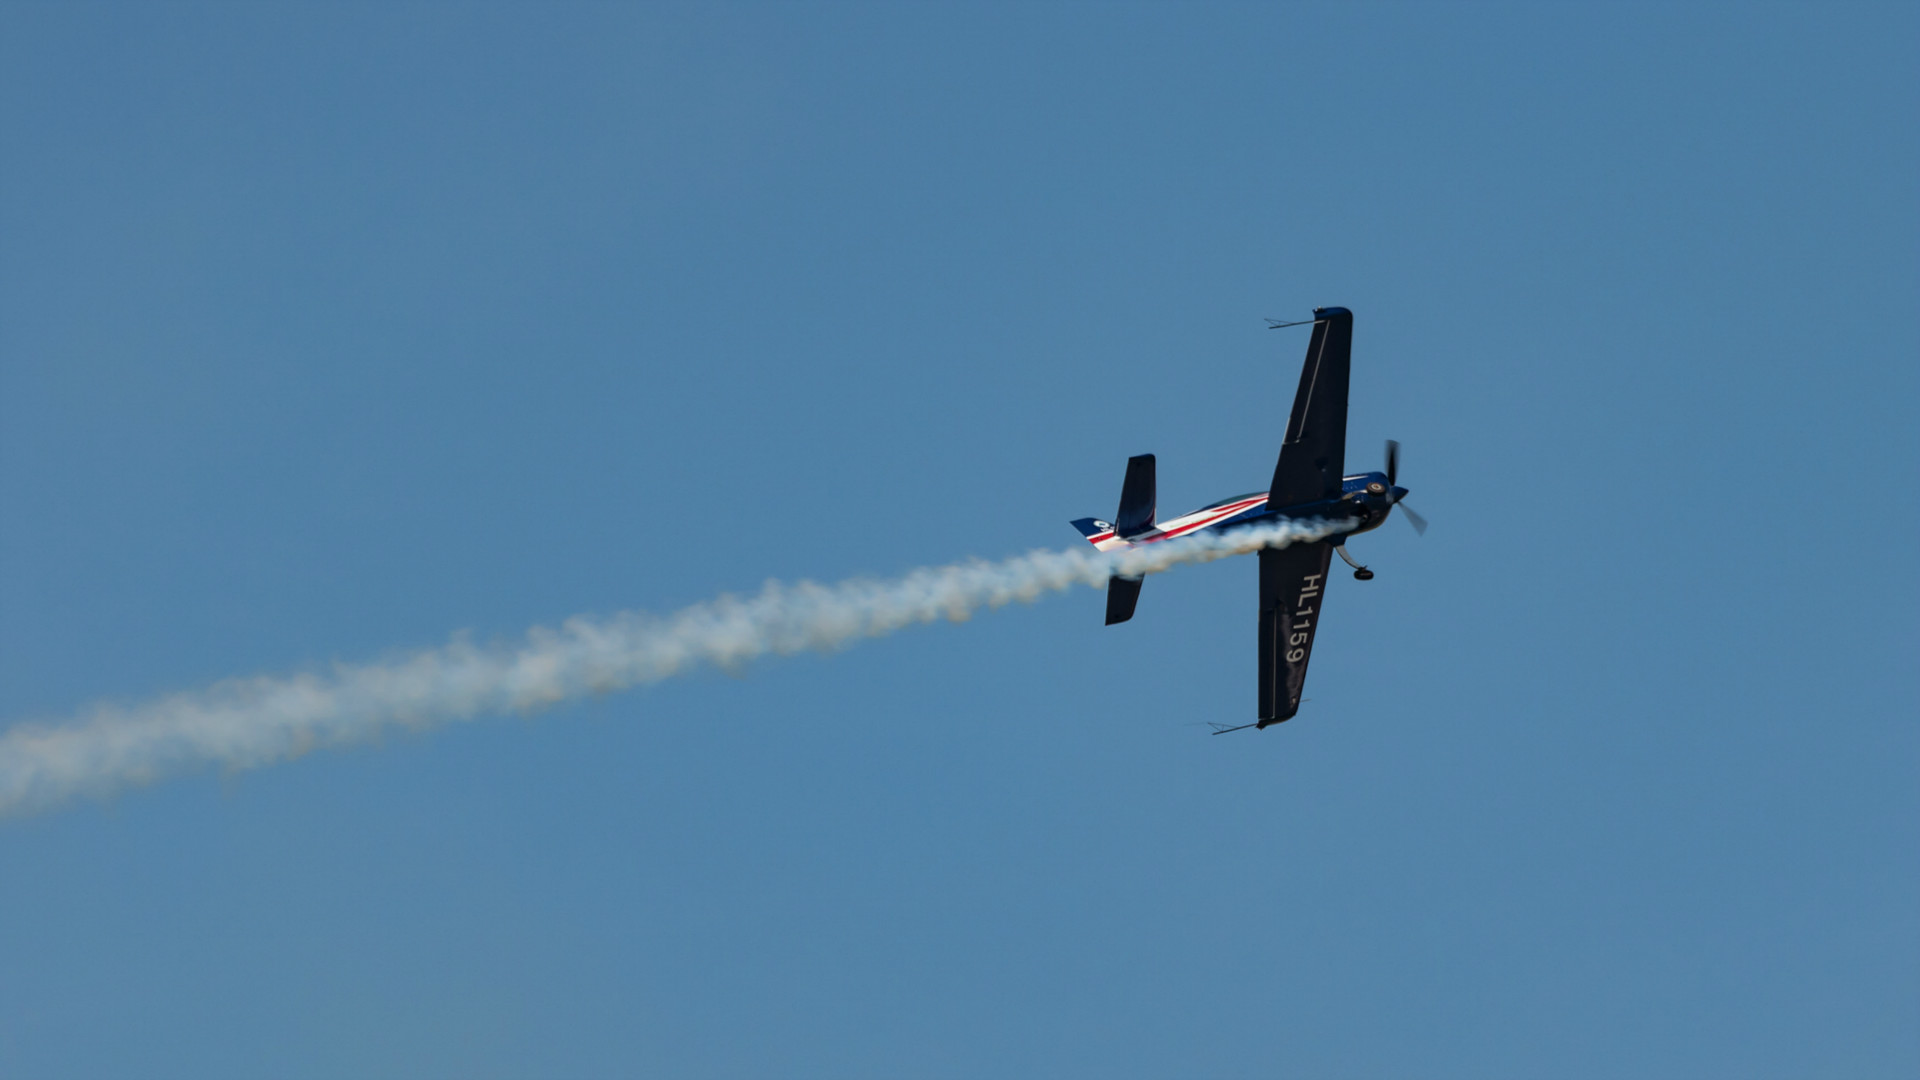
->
1116 454 1156 537
1105 575 1144 625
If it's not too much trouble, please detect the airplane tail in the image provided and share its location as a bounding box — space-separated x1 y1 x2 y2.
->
1104 575 1144 625
1067 454 1157 624
1069 517 1122 547
1114 454 1156 537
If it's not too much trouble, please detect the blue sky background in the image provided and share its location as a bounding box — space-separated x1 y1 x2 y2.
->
2 3 1915 1076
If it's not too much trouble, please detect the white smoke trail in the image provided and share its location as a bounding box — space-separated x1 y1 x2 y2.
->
0 519 1345 816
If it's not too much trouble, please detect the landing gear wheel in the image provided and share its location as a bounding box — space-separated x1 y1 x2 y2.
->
1334 544 1373 580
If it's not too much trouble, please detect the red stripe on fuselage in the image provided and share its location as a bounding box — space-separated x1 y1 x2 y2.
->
1141 496 1268 542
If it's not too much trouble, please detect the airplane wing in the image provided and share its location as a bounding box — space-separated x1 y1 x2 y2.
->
1257 540 1334 725
1267 307 1353 507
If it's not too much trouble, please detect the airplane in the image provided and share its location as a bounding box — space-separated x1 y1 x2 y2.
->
1067 307 1424 730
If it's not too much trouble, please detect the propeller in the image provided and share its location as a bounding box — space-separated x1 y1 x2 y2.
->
1398 502 1429 536
1383 439 1428 536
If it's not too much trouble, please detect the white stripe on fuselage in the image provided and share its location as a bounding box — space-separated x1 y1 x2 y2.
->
1084 473 1375 552
1086 494 1267 551
1148 495 1269 539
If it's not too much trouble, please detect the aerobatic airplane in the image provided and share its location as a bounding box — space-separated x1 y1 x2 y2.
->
1068 307 1424 730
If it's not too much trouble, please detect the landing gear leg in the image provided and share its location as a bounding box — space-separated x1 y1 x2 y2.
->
1334 544 1373 581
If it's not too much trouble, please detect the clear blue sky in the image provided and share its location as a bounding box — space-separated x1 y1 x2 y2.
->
2 3 1914 1076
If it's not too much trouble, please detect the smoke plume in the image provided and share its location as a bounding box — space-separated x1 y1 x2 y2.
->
0 519 1344 816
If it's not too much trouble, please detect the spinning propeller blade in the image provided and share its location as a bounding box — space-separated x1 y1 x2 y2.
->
1398 502 1429 536
1384 439 1427 534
